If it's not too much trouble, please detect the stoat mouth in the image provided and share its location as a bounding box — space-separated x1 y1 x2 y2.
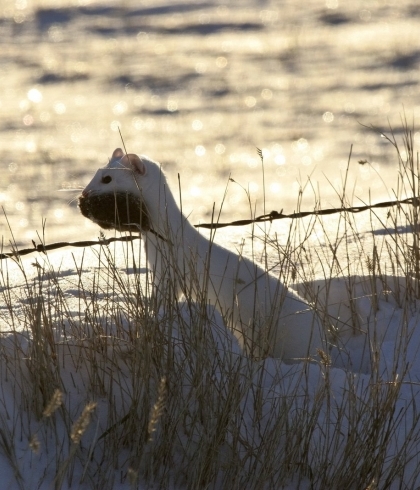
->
78 192 151 233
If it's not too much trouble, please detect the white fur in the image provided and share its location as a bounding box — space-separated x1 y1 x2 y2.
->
82 149 326 361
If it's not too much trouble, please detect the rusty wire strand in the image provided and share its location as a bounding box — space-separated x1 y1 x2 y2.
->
1 195 417 260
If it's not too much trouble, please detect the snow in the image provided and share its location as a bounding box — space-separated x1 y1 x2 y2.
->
0 237 419 489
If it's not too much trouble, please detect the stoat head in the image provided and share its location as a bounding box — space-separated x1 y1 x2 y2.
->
78 148 163 233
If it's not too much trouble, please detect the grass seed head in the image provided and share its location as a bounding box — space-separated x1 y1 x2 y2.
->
29 433 41 454
42 389 63 417
147 376 167 442
71 402 97 444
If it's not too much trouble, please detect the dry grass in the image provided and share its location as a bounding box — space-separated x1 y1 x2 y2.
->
0 125 419 488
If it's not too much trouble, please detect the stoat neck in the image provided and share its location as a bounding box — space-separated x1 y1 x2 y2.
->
142 186 204 292
150 181 200 245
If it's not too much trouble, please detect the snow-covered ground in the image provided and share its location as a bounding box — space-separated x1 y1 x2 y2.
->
0 216 419 488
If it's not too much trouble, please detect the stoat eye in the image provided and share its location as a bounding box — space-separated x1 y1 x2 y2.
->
102 175 112 184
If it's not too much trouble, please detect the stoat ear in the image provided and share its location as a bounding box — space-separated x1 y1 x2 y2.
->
122 153 147 175
112 148 124 160
110 148 147 175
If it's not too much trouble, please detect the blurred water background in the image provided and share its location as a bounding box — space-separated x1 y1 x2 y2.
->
1 0 420 247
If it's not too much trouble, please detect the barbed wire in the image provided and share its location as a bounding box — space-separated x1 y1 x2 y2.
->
195 195 419 229
0 235 141 261
1 194 417 260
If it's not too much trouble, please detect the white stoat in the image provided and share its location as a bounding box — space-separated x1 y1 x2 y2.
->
79 148 325 361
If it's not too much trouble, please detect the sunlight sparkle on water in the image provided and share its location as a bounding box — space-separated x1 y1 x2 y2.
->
215 56 228 68
23 115 34 126
215 143 225 155
53 102 66 114
244 96 256 108
195 145 206 157
54 209 64 220
112 102 127 116
269 182 282 194
167 99 178 112
27 88 42 103
260 148 270 158
189 186 202 197
229 152 259 168
48 25 64 42
292 138 309 152
25 139 36 153
192 120 203 131
110 120 121 132
19 99 29 111
323 112 334 123
261 88 273 100
195 62 207 74
274 154 286 165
